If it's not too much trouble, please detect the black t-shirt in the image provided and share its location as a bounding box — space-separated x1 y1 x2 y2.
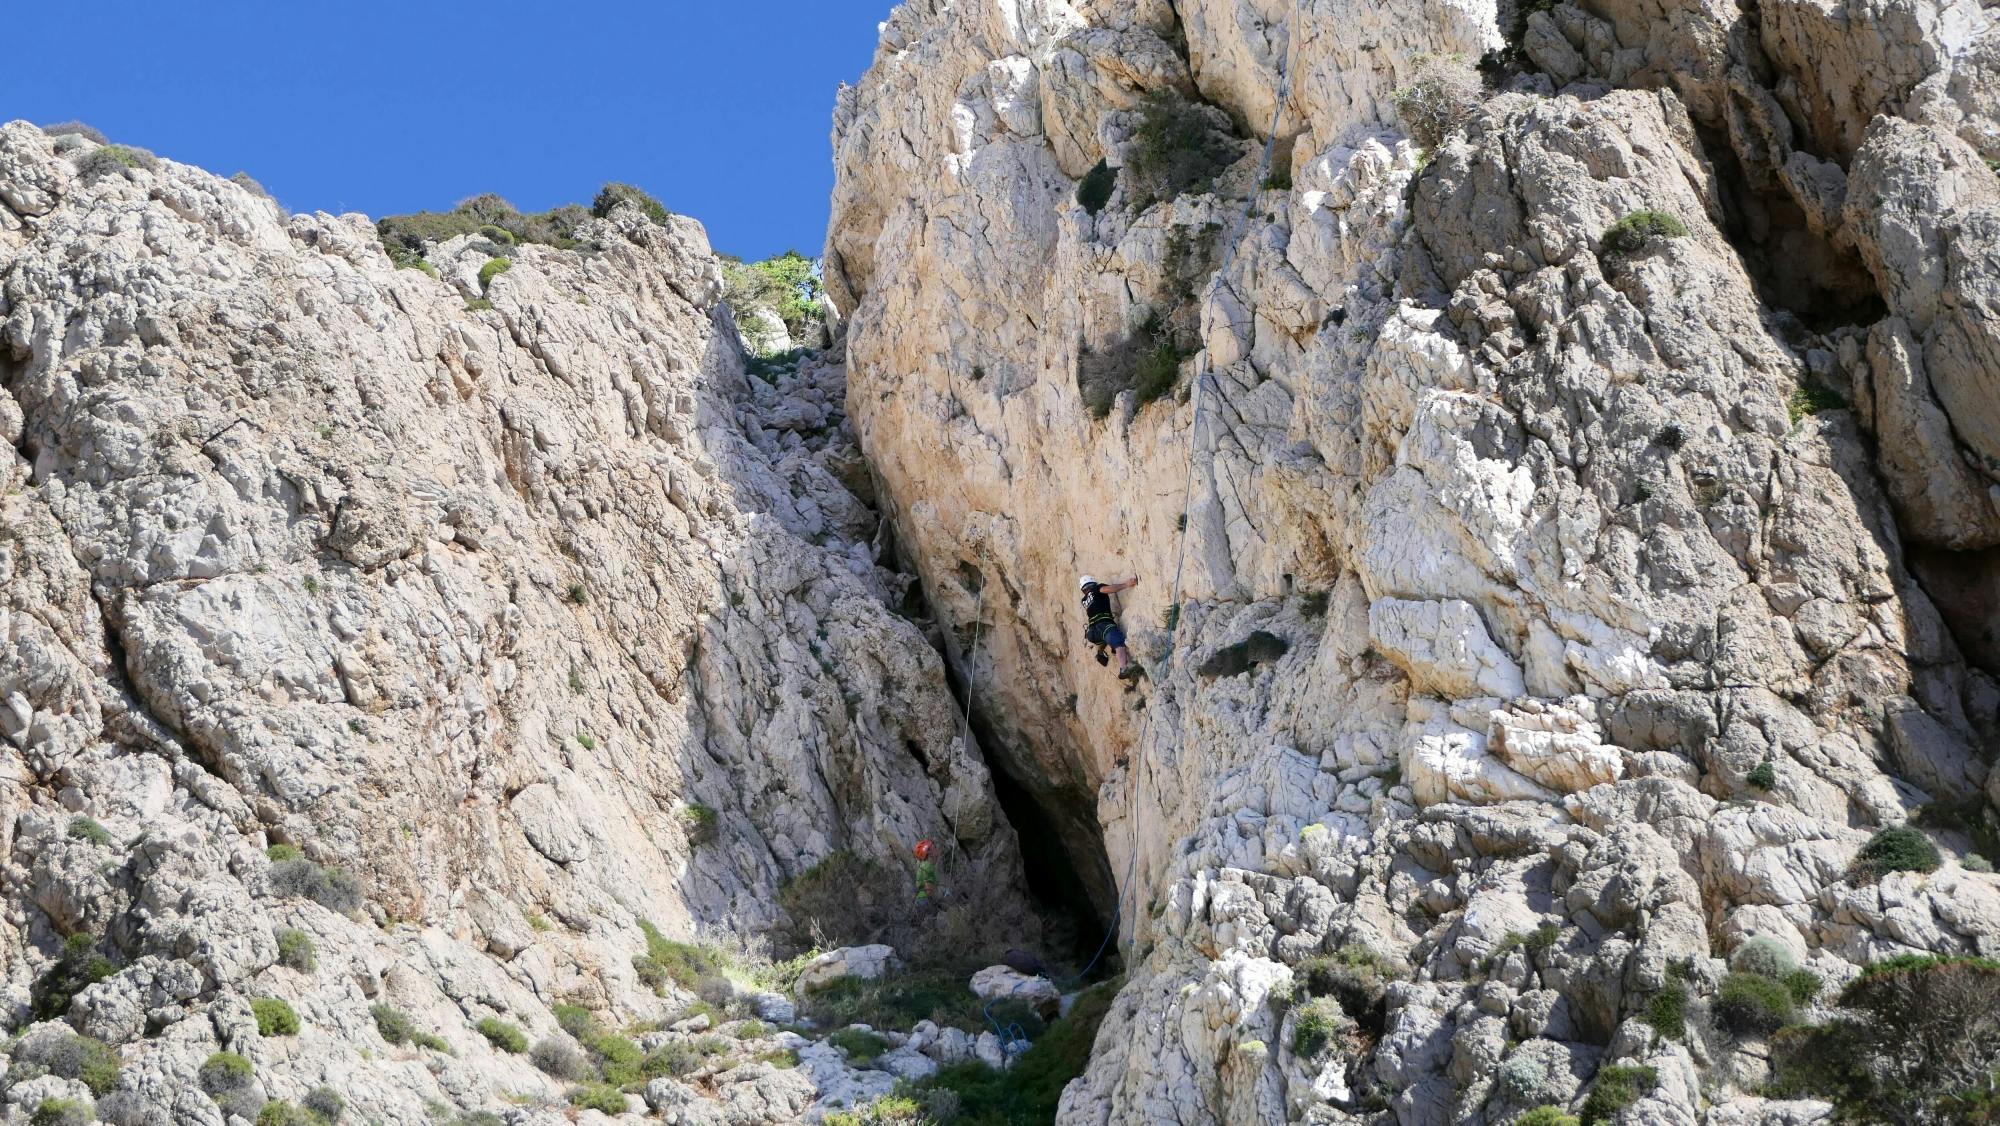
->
1081 584 1112 620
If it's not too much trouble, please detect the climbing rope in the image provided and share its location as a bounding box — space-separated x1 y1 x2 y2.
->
912 0 1312 1048
1117 0 1305 965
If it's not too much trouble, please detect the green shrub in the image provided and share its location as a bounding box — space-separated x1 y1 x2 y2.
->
592 182 673 225
1291 996 1344 1057
1076 311 1187 420
1747 759 1777 789
1601 209 1689 256
1855 826 1941 880
1771 954 2000 1121
73 144 158 180
829 1027 891 1064
1496 1052 1548 1103
1295 945 1398 1038
915 980 1118 1125
1787 382 1847 425
567 1083 626 1113
645 1040 703 1078
302 1086 344 1122
593 1032 645 1085
1392 54 1482 151
67 816 113 846
1515 1108 1581 1126
680 803 719 844
1076 158 1116 214
530 1035 588 1079
411 1030 450 1052
1644 981 1688 1040
198 1051 255 1093
777 850 902 952
268 858 364 913
39 1033 121 1096
720 251 824 341
1970 853 1996 872
632 921 721 995
801 971 987 1033
370 1003 415 1045
40 121 108 144
253 996 301 1036
477 1016 527 1053
377 194 593 263
1782 967 1821 1004
32 933 116 1021
29 1099 93 1126
266 843 304 862
1715 971 1795 1035
275 927 316 972
1731 936 1798 979
256 1101 317 1126
1579 1064 1656 1124
1124 91 1242 211
477 257 512 290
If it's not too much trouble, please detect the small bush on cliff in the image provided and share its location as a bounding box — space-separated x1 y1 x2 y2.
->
592 181 673 225
275 927 316 972
1747 759 1778 790
1077 158 1117 214
567 1083 626 1113
38 1033 121 1096
302 1087 344 1122
721 250 824 342
1392 54 1482 152
531 1035 588 1079
1600 209 1689 256
1771 954 2000 1121
29 1099 93 1126
916 979 1118 1123
1496 1053 1549 1104
1787 381 1847 425
1715 971 1795 1035
66 816 113 847
777 850 902 952
477 1016 528 1053
269 857 364 913
1731 936 1798 980
1514 1109 1580 1126
254 1101 317 1126
378 194 593 263
477 257 512 290
40 121 108 144
1579 1064 1656 1124
1125 91 1243 211
72 144 159 181
1291 996 1345 1057
1854 826 1941 881
32 933 116 1021
1644 980 1689 1040
253 997 301 1036
1076 312 1186 419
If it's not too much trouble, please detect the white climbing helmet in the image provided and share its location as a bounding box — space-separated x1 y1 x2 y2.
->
1079 574 1099 590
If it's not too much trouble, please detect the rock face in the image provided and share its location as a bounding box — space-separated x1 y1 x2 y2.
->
828 0 2000 1122
0 122 1025 1119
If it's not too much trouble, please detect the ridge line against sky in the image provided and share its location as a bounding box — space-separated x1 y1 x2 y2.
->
1 0 892 259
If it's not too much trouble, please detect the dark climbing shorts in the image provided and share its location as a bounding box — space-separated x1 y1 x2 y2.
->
1086 621 1127 650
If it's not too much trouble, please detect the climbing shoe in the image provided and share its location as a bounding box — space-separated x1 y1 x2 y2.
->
1094 648 1110 667
1119 663 1146 682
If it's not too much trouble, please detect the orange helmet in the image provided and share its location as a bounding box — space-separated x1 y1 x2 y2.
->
914 839 935 861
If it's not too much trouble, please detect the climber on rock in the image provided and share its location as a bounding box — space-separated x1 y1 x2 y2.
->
1079 575 1143 681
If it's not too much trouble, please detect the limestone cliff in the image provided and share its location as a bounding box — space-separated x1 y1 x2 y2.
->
0 122 1024 1122
828 0 2000 1121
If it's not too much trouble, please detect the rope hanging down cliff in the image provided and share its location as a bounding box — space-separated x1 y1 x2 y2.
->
1116 0 1305 964
916 0 1304 1024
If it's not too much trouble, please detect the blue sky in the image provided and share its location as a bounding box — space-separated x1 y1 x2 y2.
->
2 1 892 259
